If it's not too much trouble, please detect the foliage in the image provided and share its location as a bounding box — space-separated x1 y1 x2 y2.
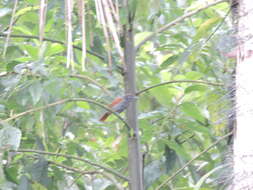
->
0 0 233 189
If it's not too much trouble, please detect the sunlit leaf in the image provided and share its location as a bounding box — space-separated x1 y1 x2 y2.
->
194 17 221 41
185 85 207 94
180 102 206 123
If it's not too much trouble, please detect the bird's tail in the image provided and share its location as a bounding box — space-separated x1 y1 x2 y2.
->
99 112 110 121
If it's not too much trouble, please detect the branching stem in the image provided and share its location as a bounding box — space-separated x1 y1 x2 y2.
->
12 149 129 181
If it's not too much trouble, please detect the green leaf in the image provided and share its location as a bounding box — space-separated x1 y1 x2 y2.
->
45 44 65 57
180 119 210 134
13 26 33 35
29 81 43 105
185 71 203 80
194 17 221 41
26 157 52 188
0 126 22 150
160 55 178 69
4 166 18 184
15 6 39 17
18 175 32 190
180 102 206 123
185 85 207 94
149 81 174 107
6 61 21 72
165 140 190 160
22 44 38 59
77 101 90 109
144 160 167 189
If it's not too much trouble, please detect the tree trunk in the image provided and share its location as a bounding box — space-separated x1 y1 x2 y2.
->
231 0 253 189
123 8 144 190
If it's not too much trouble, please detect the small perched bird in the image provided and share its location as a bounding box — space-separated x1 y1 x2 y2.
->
99 94 136 121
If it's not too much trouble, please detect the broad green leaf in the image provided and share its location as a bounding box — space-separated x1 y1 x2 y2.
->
0 126 22 150
165 140 190 160
29 81 43 105
194 17 221 41
160 55 178 69
150 86 172 106
185 85 207 94
4 165 18 184
77 101 90 109
22 45 38 59
15 6 39 17
144 160 167 189
45 44 65 57
18 175 32 190
13 26 33 35
185 71 203 80
26 157 52 188
6 61 21 72
180 102 206 123
179 119 210 134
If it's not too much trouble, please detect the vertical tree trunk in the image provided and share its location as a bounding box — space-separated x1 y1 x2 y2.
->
232 0 253 189
123 13 144 190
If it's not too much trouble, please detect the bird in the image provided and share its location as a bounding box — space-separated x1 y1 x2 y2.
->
99 94 136 121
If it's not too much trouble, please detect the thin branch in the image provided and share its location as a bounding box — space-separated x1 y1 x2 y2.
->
95 0 113 69
50 154 124 189
48 160 98 175
12 149 129 181
135 0 227 51
136 80 223 95
69 74 111 96
77 0 87 71
3 0 19 57
0 72 111 96
0 33 105 61
0 98 130 130
65 0 74 69
155 131 233 190
39 0 47 42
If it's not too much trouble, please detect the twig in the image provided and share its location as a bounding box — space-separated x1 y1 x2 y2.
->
0 72 111 96
0 33 105 61
155 131 233 190
136 80 223 95
12 148 129 181
2 0 19 57
48 160 97 175
69 74 111 96
49 156 124 189
0 98 130 130
135 0 227 51
38 157 122 188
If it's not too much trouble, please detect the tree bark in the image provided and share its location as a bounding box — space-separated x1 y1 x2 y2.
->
231 0 253 189
123 14 144 190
